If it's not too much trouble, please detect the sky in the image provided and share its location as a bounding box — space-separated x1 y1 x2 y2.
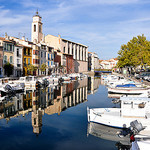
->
0 0 150 60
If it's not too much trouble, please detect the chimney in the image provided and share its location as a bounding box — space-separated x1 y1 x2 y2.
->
22 36 25 41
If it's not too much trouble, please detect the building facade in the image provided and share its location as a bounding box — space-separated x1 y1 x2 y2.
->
88 52 100 71
14 45 23 77
100 58 118 70
23 46 32 76
0 46 3 77
45 35 88 73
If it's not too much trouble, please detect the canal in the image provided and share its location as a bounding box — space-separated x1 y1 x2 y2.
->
0 77 129 150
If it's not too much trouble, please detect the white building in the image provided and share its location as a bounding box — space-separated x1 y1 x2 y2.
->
88 52 100 71
45 34 88 73
13 45 23 77
100 58 118 70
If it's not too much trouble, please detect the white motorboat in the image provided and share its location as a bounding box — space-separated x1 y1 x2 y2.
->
61 75 70 81
107 86 150 95
87 97 150 137
13 76 37 89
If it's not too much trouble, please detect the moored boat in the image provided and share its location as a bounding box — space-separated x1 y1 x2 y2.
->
87 97 150 137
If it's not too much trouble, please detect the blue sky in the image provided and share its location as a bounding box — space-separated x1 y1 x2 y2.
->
0 0 150 59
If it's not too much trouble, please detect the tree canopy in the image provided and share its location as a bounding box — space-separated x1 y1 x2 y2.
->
117 34 150 68
27 64 37 75
40 63 47 72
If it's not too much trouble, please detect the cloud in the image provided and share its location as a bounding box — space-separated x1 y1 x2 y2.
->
74 0 139 5
122 17 150 23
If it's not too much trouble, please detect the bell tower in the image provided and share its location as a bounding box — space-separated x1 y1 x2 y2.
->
31 10 43 43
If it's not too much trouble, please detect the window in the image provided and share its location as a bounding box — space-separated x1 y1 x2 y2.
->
75 49 77 59
17 59 19 64
10 56 13 63
48 61 49 67
82 49 83 61
34 25 36 32
33 59 35 64
79 48 80 60
48 54 50 60
51 61 53 65
33 50 36 55
24 48 26 55
41 52 43 57
4 55 7 63
41 60 43 64
28 49 30 55
17 48 19 57
24 58 26 65
28 58 30 65
39 25 41 32
45 52 46 58
63 47 65 53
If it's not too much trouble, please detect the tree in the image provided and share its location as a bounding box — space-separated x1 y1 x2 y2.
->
40 63 47 73
117 34 150 69
27 64 37 75
4 62 14 77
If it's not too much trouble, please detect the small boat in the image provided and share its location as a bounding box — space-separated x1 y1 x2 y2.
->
13 76 37 89
61 75 70 81
87 97 150 137
107 86 150 95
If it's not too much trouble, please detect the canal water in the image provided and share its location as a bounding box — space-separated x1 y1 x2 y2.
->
0 77 129 150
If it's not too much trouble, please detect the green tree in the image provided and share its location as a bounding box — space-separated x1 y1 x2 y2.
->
117 34 150 69
27 64 37 75
4 62 14 77
40 63 47 72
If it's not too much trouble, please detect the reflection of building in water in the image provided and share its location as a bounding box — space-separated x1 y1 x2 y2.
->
45 78 88 116
23 90 32 110
32 89 44 135
87 77 101 95
32 101 43 135
0 94 24 120
0 78 89 134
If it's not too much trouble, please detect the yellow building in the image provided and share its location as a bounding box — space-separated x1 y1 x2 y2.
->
23 46 32 76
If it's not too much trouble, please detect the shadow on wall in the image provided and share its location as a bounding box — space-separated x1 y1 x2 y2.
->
74 60 79 73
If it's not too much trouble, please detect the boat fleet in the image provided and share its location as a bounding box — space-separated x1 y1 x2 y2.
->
0 73 87 98
87 74 150 150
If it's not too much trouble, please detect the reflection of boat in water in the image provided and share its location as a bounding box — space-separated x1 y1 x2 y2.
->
87 122 131 148
87 97 150 138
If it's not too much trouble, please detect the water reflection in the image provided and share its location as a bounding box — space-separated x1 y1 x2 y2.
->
0 77 101 135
